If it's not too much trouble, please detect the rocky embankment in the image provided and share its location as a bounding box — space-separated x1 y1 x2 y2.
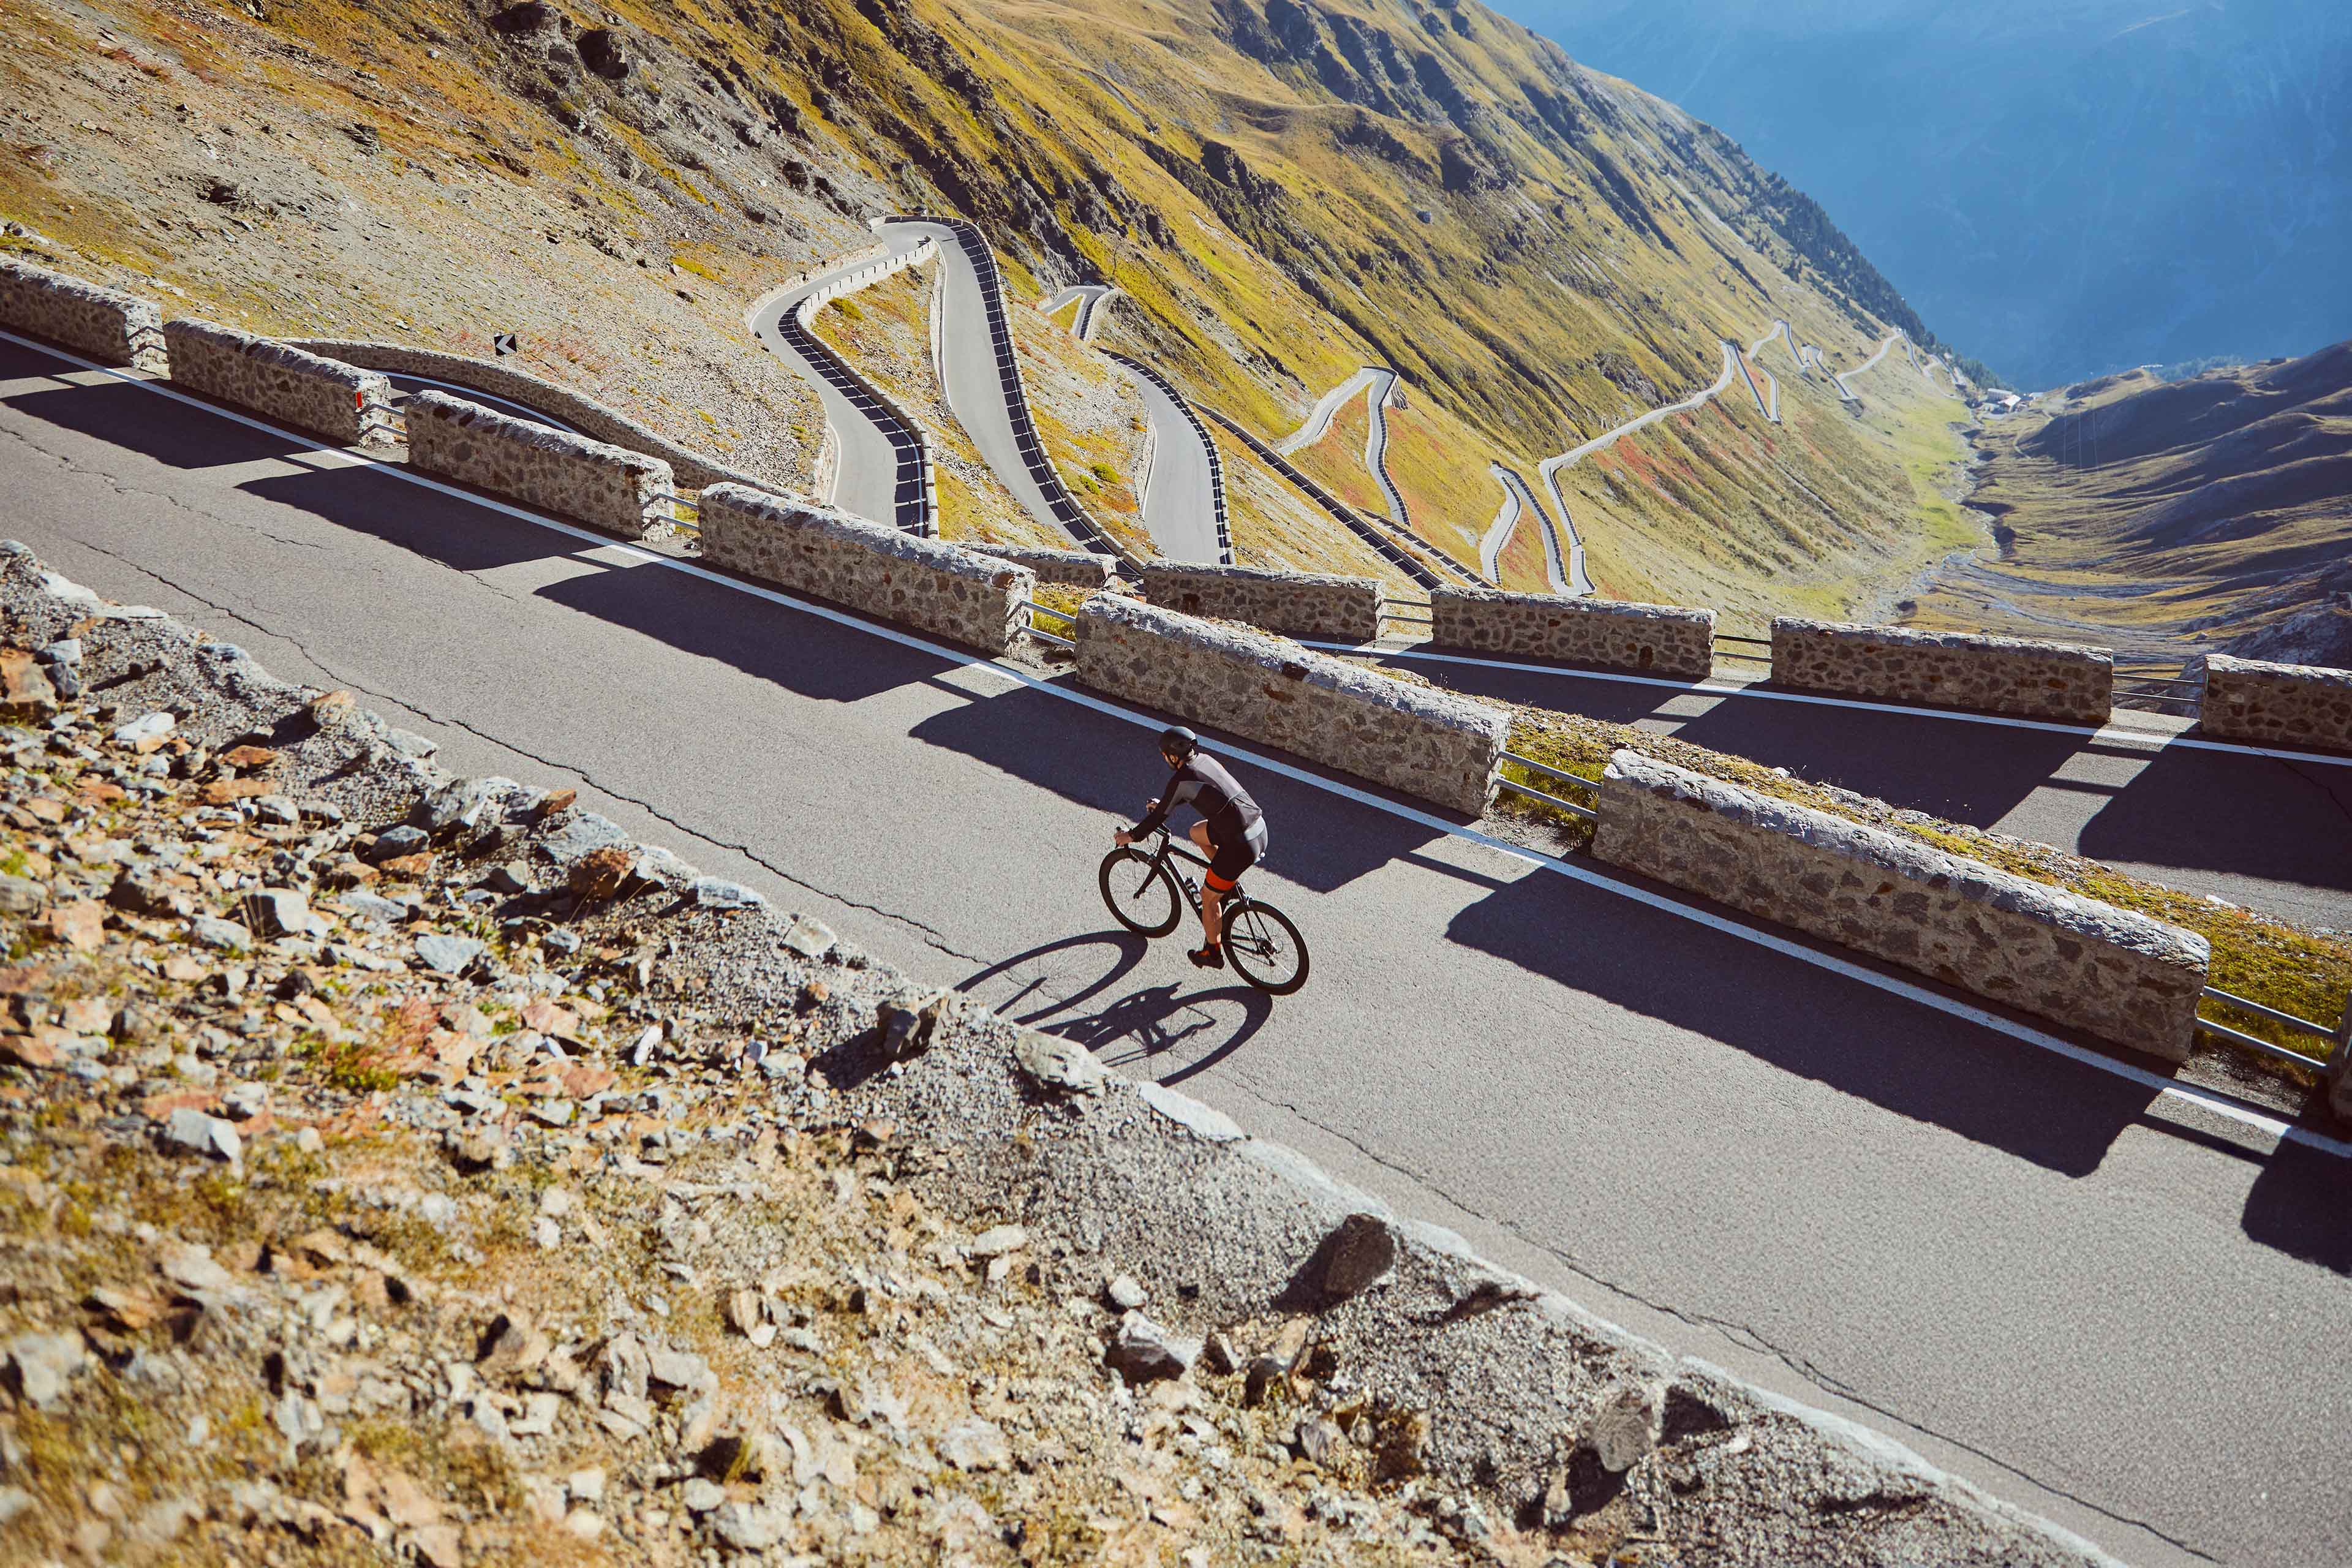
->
0 544 2111 1567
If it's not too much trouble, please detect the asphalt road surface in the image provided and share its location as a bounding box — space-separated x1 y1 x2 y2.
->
886 220 1072 545
4 334 2348 1567
745 227 933 529
1342 647 2352 933
1121 364 1223 564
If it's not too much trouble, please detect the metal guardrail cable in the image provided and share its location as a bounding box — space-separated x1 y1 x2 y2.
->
1497 750 1601 792
1494 777 1599 820
2192 1015 2329 1068
2199 986 2336 1038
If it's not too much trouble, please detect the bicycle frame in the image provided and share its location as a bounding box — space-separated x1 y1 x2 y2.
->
1135 829 1229 915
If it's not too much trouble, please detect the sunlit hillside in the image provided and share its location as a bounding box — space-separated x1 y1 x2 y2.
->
0 0 1972 618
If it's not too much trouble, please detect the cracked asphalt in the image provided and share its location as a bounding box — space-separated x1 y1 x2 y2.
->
4 337 2347 1567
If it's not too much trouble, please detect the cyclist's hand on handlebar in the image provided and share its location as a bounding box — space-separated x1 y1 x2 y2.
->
1113 827 1132 846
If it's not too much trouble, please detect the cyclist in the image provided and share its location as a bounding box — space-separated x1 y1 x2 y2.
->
1116 726 1268 968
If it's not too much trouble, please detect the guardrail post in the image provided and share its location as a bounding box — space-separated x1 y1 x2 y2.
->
2326 989 2352 1084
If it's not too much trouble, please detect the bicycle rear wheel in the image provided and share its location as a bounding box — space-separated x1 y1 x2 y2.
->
1098 847 1183 937
1221 895 1309 994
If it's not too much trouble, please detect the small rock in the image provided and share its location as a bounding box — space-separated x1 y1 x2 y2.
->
368 825 429 862
713 1500 785 1550
1202 1332 1241 1375
778 913 835 959
164 1107 242 1164
1013 1030 1107 1095
1316 1213 1396 1304
1591 1378 1665 1472
1295 1417 1344 1468
111 710 177 750
187 914 251 952
157 1242 234 1294
940 1418 1011 1472
1106 1311 1199 1384
3 1331 88 1410
648 1348 713 1395
244 886 322 939
679 1476 725 1514
568 846 635 903
968 1224 1027 1260
414 934 484 974
252 794 301 826
692 876 763 910
48 899 107 951
479 864 532 895
1106 1274 1146 1311
0 876 43 916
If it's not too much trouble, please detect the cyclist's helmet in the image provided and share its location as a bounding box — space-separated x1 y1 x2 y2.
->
1159 725 1198 760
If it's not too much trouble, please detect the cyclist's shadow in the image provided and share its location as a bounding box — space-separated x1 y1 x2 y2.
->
959 933 1273 1087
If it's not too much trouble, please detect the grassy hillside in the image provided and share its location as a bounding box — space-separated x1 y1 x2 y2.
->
0 0 1970 616
1905 342 2352 665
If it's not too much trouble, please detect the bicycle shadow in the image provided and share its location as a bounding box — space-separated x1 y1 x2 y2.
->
959 932 1273 1086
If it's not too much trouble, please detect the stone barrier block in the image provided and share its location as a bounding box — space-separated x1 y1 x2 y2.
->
1074 593 1506 815
699 483 1030 654
1140 563 1382 643
293 339 791 494
1431 589 1714 677
1593 749 2206 1057
964 543 1117 589
164 319 394 445
0 258 164 370
1771 617 2111 723
2191 653 2352 753
405 391 673 539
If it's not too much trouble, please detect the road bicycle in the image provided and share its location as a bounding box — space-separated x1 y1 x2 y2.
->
1098 828 1310 995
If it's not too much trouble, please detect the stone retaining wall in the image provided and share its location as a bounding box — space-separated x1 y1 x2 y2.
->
405 391 674 540
2192 653 2352 753
963 543 1118 589
164 319 394 446
1140 563 1383 643
290 339 788 495
0 258 164 371
1431 589 1715 677
1074 593 1506 815
1771 617 2112 723
699 483 1030 654
1593 749 2207 1057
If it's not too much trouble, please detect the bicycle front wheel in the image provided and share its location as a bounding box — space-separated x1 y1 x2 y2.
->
1099 847 1183 937
1221 896 1310 994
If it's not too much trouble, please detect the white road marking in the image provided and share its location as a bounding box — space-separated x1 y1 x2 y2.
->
6 325 2342 1159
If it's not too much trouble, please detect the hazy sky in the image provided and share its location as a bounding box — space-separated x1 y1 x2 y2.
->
1490 0 2352 386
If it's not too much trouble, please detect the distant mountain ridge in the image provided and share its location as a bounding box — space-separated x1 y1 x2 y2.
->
1493 0 2352 390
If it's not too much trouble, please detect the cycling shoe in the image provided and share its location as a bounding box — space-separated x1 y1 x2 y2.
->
1188 945 1225 969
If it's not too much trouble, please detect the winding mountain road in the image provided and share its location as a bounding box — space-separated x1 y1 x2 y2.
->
1479 461 1588 595
1270 366 1411 533
1537 339 1741 562
884 218 1121 559
1037 284 1118 344
1278 366 1416 532
1104 349 1228 565
4 333 2346 1568
745 227 937 531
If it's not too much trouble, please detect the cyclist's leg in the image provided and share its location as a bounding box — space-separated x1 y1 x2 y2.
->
1185 824 1220 946
1202 835 1257 949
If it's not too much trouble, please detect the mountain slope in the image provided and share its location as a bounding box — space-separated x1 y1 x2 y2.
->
1905 341 2352 664
1 0 1968 619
